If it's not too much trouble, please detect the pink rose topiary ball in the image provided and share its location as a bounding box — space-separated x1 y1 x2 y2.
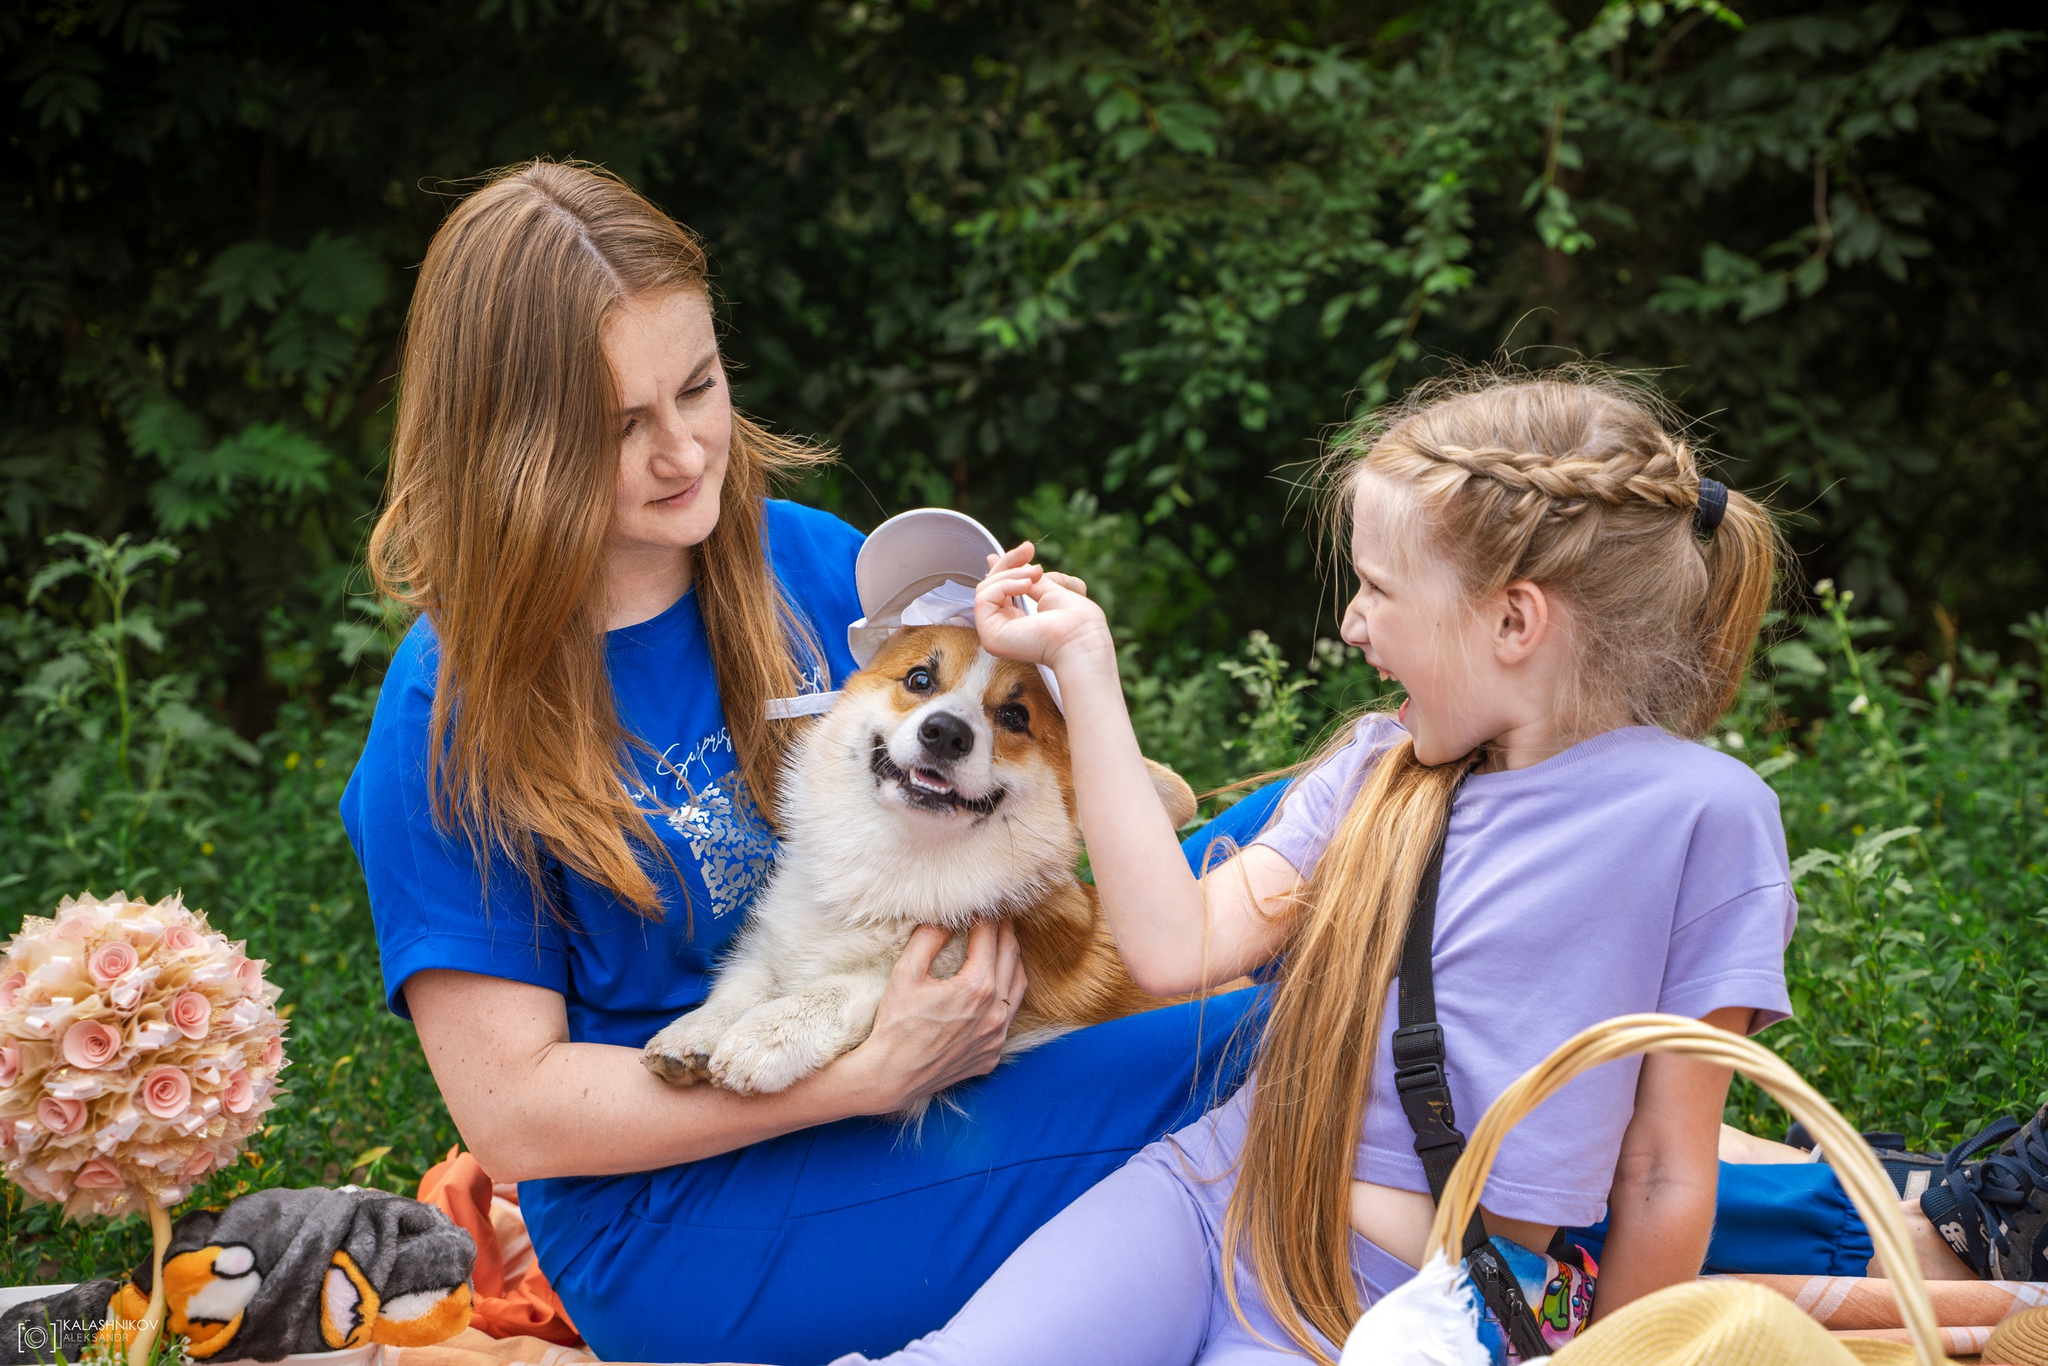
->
0 891 289 1219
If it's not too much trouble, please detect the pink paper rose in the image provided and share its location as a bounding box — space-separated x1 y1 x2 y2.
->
75 1156 125 1188
61 1019 122 1070
54 915 93 942
0 1042 19 1088
141 1066 191 1120
169 991 212 1040
262 1035 284 1069
87 941 138 986
39 1096 86 1134
0 969 25 1009
160 923 201 952
226 954 265 998
223 1070 254 1115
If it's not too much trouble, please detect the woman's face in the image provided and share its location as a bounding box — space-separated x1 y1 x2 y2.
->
603 288 732 563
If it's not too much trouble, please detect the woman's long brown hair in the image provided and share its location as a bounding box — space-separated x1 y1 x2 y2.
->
1222 369 1782 1360
369 161 826 918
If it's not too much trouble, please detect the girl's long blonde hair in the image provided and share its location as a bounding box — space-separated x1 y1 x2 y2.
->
369 161 826 918
1223 369 1782 1360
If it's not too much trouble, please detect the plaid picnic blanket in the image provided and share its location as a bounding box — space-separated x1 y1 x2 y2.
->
1731 1273 2048 1357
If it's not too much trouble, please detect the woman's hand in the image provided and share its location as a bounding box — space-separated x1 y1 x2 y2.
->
831 921 1028 1115
976 541 1113 674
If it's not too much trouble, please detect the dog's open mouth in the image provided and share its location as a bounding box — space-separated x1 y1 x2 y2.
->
870 740 1004 816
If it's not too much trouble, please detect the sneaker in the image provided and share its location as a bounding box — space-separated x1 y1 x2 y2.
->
1918 1103 2048 1281
1782 1121 1947 1199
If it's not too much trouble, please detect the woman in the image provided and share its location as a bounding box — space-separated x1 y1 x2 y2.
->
339 161 1264 1363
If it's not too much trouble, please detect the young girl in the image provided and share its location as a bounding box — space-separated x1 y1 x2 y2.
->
831 373 1793 1365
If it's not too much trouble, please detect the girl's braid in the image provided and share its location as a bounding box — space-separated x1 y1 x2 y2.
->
1423 436 1700 523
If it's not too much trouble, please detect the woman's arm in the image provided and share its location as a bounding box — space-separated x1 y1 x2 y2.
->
1590 1005 1753 1319
406 920 1025 1183
976 544 1297 994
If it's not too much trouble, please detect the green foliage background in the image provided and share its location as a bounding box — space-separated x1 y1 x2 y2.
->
3 0 2045 1284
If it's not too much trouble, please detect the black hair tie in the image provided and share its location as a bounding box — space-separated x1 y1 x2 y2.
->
1694 476 1729 536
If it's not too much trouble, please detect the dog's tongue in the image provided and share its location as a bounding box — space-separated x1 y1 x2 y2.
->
910 768 955 795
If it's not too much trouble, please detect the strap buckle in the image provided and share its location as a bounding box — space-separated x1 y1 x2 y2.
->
1391 1021 1446 1071
1394 1060 1466 1155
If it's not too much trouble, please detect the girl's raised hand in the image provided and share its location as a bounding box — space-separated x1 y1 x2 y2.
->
974 541 1111 671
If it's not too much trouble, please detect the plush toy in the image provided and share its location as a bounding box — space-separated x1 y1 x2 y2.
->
1 1186 476 1365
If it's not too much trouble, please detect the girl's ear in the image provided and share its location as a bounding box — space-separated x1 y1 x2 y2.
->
1492 579 1554 664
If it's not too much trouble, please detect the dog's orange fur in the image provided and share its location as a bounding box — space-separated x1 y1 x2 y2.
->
846 626 1198 1037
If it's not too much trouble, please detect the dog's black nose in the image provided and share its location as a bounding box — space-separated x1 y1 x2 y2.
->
917 712 974 761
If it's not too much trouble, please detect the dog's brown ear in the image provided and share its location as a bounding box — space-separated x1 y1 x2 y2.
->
1142 758 1199 830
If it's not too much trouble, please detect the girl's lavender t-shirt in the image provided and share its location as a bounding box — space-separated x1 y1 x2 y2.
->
1251 716 1797 1229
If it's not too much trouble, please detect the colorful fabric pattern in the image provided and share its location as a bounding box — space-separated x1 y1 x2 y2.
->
1472 1235 1598 1364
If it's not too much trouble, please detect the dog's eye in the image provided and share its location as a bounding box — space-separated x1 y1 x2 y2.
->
994 703 1030 732
905 667 934 694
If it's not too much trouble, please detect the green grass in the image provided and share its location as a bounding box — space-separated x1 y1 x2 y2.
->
1721 589 2048 1144
3 539 2044 1285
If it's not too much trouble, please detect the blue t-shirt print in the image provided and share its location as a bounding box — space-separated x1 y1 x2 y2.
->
635 646 839 919
340 499 865 1049
633 727 774 924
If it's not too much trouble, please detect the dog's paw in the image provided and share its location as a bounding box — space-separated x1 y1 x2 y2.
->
641 1047 711 1085
641 1017 722 1086
706 1015 834 1096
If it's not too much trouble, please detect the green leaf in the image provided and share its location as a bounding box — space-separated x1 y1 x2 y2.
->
198 241 296 329
16 44 106 137
145 421 334 531
1854 825 1921 856
1154 101 1221 157
128 400 210 468
25 558 87 604
1093 86 1142 133
1753 753 1799 779
291 233 390 320
1770 641 1829 677
1107 124 1153 160
1787 848 1841 883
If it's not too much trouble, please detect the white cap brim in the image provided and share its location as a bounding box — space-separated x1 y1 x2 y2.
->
856 508 1006 621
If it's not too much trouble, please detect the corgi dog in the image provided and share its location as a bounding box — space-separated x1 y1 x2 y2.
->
640 623 1194 1098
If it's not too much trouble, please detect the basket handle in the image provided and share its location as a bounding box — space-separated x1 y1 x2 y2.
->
1425 1012 1944 1366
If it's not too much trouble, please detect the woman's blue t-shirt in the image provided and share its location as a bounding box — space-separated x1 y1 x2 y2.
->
338 499 864 1048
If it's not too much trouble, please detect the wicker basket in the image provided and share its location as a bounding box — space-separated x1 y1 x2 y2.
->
1418 1012 1950 1366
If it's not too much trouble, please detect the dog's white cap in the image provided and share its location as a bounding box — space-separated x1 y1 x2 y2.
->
848 507 1062 710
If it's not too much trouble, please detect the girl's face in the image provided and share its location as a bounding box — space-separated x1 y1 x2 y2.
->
603 288 732 562
1339 474 1542 765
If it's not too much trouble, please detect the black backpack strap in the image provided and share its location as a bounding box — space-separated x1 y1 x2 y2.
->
1393 773 1552 1362
1392 822 1464 1202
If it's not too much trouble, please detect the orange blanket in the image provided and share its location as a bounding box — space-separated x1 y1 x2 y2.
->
382 1328 771 1366
385 1328 600 1366
418 1149 583 1347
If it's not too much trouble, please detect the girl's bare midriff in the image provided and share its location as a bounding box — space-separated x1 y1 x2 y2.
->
1349 1178 1558 1270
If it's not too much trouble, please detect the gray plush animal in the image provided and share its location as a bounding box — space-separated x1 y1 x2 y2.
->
2 1187 476 1364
